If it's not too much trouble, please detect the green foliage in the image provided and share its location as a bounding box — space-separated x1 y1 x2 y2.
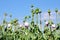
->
0 6 60 40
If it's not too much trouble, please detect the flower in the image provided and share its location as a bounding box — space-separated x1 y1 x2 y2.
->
8 23 11 28
51 24 56 31
51 24 56 28
19 24 23 27
24 22 29 28
45 21 49 26
45 21 48 24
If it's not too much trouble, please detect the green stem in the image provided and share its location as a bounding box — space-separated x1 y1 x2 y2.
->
56 13 57 25
32 14 34 21
40 13 42 31
36 14 38 25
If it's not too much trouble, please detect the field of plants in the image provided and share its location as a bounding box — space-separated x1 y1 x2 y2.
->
0 5 60 40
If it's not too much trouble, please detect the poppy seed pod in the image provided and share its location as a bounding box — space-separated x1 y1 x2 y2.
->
35 8 39 14
39 9 42 13
48 9 51 16
55 8 58 13
31 5 34 8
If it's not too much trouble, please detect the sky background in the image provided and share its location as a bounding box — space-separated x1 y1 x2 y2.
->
0 0 60 30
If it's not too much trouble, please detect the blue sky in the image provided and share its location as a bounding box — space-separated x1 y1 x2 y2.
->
0 0 60 24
